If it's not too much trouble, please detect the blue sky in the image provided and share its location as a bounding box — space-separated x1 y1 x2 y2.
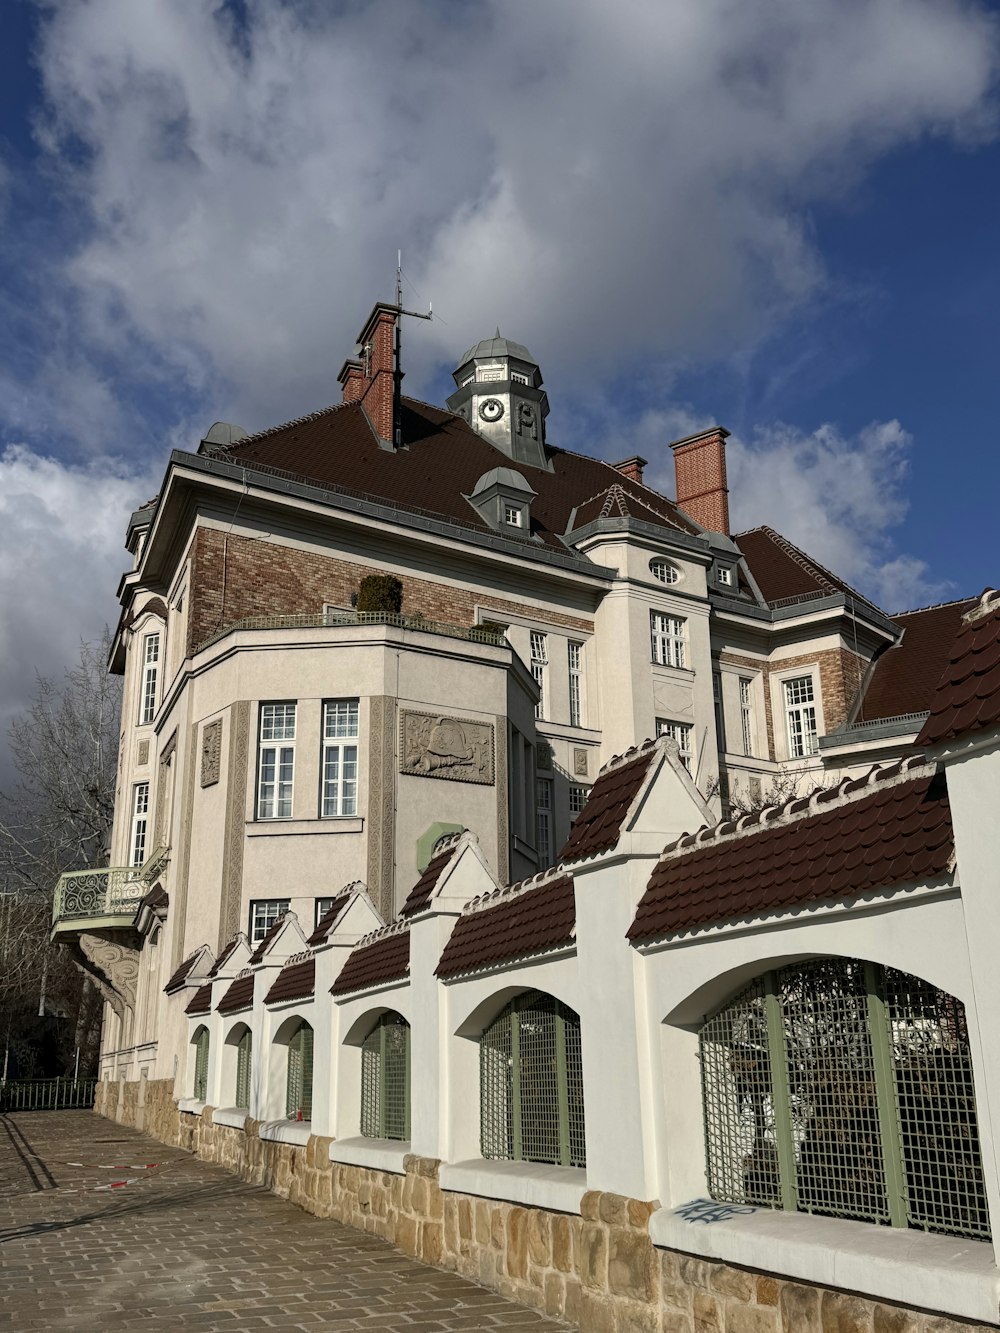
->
0 0 998 784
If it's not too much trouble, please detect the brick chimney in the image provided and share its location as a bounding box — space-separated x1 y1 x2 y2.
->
669 426 730 534
351 303 399 443
611 455 647 485
338 358 365 404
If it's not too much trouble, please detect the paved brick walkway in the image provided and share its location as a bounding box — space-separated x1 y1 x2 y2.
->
0 1112 569 1331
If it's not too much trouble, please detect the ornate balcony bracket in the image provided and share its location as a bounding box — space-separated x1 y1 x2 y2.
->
75 932 140 1022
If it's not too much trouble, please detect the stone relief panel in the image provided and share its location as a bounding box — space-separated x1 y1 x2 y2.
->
573 747 589 777
399 711 494 785
137 739 150 766
200 718 223 787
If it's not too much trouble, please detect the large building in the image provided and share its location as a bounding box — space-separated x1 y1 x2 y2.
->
53 302 1000 1331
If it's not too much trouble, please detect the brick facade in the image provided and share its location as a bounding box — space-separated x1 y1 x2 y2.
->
670 429 730 535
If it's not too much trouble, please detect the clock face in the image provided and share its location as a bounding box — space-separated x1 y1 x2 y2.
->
479 397 504 423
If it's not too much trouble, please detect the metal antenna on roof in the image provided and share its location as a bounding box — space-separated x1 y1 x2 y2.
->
392 250 433 449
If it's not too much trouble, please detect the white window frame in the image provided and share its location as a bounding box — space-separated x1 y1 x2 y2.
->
783 674 819 758
568 641 583 727
130 782 150 867
257 703 296 819
656 718 694 773
250 897 290 945
649 559 679 585
717 566 733 586
504 504 523 528
321 699 359 817
739 678 755 757
140 632 160 725
530 632 547 719
569 784 589 821
536 778 552 866
315 897 338 928
650 612 686 669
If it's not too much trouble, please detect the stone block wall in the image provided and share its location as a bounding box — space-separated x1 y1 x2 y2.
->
94 1093 995 1332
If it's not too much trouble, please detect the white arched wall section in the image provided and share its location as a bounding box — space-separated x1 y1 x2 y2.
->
217 1018 253 1118
330 987 414 1165
180 1018 213 1110
262 1005 316 1127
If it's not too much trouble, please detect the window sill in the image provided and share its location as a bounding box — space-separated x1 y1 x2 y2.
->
177 1098 207 1116
649 1203 1000 1325
329 1137 410 1175
246 817 364 837
439 1160 587 1215
212 1108 248 1130
258 1119 313 1146
650 663 695 680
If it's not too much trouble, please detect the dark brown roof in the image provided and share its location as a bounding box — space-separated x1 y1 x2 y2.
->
264 957 316 1005
559 744 657 862
307 892 353 946
569 483 689 534
138 884 168 912
400 843 460 917
164 951 202 994
917 592 1000 746
858 598 978 723
331 929 409 996
216 398 699 554
629 761 952 943
185 984 213 1016
734 526 882 616
208 936 242 977
217 974 255 1014
436 875 576 979
249 914 290 964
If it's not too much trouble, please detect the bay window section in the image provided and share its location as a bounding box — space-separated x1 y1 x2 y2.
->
322 699 359 817
257 703 296 819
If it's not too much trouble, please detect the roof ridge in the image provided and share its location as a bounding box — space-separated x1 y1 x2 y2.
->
740 525 884 614
594 735 661 780
216 400 348 451
891 594 979 618
964 588 1000 625
461 866 571 917
353 918 410 949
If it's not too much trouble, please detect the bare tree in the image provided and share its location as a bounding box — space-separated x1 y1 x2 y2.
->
710 766 832 819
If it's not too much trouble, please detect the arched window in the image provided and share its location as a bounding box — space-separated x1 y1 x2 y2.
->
235 1029 252 1112
699 959 989 1240
361 1012 410 1140
192 1026 210 1101
480 990 585 1168
285 1021 314 1121
649 558 679 585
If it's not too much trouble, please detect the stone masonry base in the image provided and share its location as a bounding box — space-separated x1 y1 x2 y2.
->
94 1081 995 1333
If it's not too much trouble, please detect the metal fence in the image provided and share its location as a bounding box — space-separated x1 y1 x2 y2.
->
0 1078 97 1112
197 610 507 655
51 866 147 924
699 958 990 1240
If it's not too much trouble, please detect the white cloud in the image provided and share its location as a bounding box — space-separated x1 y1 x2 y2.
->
0 446 156 788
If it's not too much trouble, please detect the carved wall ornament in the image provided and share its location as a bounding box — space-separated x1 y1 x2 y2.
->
78 933 140 1021
573 747 589 777
516 402 537 440
137 740 150 766
399 711 494 785
200 718 223 787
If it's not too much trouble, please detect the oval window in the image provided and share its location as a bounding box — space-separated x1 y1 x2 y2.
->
650 559 679 585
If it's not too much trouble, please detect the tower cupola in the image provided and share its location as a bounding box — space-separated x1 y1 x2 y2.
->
446 332 550 470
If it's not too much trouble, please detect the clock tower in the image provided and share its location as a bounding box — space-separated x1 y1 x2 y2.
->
446 332 550 471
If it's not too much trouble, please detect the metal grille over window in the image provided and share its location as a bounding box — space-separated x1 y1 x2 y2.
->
322 699 359 817
650 611 686 668
140 632 160 725
530 632 547 719
258 702 296 818
235 1029 252 1111
286 1021 314 1120
784 675 818 757
193 1026 209 1101
360 1012 411 1140
699 959 990 1240
480 990 586 1168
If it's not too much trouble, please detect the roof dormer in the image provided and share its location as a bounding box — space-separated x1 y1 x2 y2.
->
467 467 538 538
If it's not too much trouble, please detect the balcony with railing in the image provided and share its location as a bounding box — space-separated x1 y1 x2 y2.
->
51 847 168 937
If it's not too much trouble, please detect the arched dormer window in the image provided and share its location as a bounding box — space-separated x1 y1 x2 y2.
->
480 990 585 1168
192 1026 210 1102
699 959 989 1239
285 1020 314 1121
361 1012 410 1140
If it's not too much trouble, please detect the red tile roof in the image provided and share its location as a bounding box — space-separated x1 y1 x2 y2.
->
558 743 657 862
569 483 690 534
331 928 410 997
208 936 242 978
185 984 213 1016
217 974 255 1014
249 914 290 964
436 875 576 979
213 398 699 553
306 891 354 946
917 591 1000 746
164 951 203 995
629 760 952 943
734 526 882 616
264 957 315 1006
399 841 461 917
858 597 978 723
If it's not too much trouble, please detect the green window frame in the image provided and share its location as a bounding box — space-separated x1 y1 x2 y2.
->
235 1029 252 1111
360 1013 411 1140
480 990 586 1168
699 958 990 1240
193 1026 210 1102
285 1021 314 1121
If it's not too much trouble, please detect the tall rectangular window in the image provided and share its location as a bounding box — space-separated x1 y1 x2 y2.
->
130 782 150 866
250 898 290 944
650 612 685 668
140 633 160 724
656 719 694 773
257 703 296 819
569 784 589 821
740 678 755 756
322 699 359 817
530 632 547 719
536 778 552 866
713 671 726 751
784 675 819 757
568 642 583 727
